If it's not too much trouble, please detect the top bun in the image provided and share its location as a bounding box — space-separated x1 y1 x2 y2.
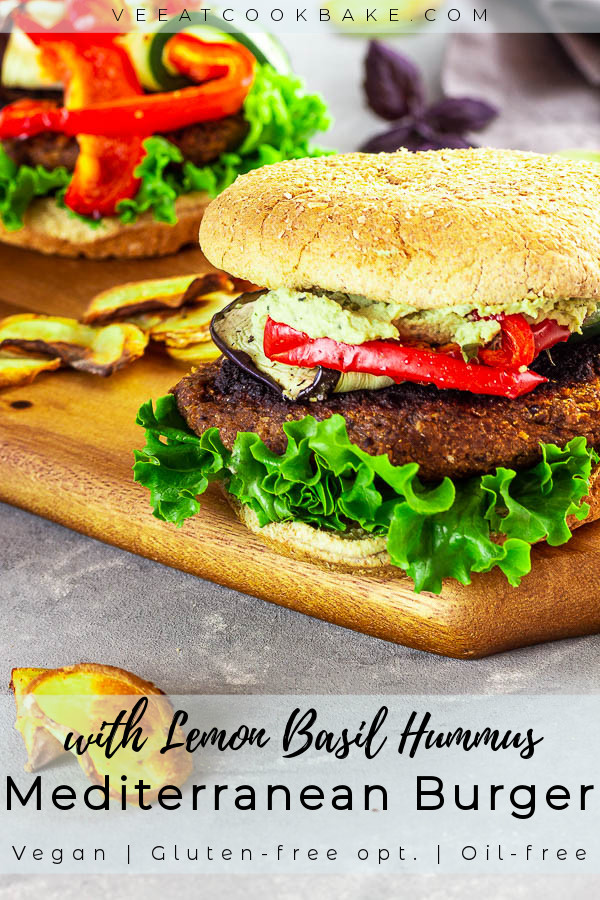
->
199 148 600 309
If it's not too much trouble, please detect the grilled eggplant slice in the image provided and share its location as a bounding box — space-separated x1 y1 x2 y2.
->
211 291 340 401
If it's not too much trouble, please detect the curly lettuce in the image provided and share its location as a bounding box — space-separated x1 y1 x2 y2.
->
0 147 71 231
117 136 185 225
133 395 598 594
0 63 331 231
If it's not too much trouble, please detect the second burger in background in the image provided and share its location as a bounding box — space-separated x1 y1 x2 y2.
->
0 6 329 258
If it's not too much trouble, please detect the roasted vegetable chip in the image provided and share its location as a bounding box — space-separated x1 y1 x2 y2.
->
10 667 64 771
0 315 148 376
83 272 235 324
10 664 192 802
0 274 253 390
0 352 61 388
149 295 235 347
166 341 222 363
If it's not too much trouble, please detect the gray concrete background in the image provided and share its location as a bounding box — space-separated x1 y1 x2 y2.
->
2 30 600 900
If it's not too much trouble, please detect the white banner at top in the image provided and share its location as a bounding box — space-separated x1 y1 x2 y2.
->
0 0 598 34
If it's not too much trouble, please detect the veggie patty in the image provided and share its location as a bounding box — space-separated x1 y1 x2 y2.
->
1 113 249 172
173 337 600 483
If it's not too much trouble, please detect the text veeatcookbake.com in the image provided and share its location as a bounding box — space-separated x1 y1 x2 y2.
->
109 6 489 26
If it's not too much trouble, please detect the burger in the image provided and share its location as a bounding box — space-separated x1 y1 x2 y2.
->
0 8 329 258
134 148 600 594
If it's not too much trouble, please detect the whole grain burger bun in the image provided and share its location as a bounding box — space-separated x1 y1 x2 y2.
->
227 465 600 578
199 148 600 309
227 495 391 574
0 191 210 259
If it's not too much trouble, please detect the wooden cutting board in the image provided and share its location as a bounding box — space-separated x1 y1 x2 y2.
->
1 242 600 659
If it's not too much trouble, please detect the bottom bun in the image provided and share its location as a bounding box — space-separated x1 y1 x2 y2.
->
225 466 600 579
0 192 209 259
228 495 393 575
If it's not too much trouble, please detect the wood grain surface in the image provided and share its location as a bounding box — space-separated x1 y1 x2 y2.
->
1 242 599 659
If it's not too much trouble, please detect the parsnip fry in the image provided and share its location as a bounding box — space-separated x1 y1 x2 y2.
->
0 315 148 376
0 352 61 388
10 663 192 802
83 272 234 324
166 341 222 363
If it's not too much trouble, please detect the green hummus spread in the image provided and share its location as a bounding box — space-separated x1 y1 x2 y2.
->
251 288 599 356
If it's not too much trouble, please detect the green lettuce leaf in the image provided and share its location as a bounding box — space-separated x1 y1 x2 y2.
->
133 395 598 594
0 145 71 231
117 136 184 225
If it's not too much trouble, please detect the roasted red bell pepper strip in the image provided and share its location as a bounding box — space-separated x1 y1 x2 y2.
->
65 132 145 217
263 318 547 399
27 36 145 217
0 38 255 139
478 313 535 368
531 318 571 354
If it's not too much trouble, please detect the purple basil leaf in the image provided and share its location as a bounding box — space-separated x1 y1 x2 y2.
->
364 40 425 121
360 123 415 153
423 97 498 134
